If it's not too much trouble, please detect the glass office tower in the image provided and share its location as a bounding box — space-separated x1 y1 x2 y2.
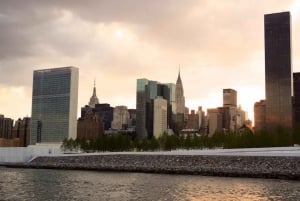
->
264 12 293 130
30 66 79 144
136 78 172 138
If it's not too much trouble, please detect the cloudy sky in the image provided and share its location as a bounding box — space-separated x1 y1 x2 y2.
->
1 0 300 122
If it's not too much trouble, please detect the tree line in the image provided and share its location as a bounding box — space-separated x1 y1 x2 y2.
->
61 127 300 152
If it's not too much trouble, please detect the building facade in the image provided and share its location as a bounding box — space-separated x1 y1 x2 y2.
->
254 100 266 131
136 78 172 138
88 80 99 108
197 106 206 133
136 79 148 138
207 108 222 136
153 97 168 138
166 83 177 114
175 71 185 115
94 104 114 130
111 106 130 130
186 110 199 131
223 89 237 107
12 117 31 147
30 66 79 144
0 115 13 139
264 12 293 130
294 73 300 126
77 107 104 140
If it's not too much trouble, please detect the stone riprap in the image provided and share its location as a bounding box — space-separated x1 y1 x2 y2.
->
8 154 300 180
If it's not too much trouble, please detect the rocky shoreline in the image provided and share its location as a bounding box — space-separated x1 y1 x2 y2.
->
4 154 300 180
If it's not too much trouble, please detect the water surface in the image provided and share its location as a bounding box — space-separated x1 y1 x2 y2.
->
0 167 299 201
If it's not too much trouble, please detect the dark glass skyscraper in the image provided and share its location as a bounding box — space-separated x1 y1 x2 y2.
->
264 12 293 130
293 73 300 126
30 67 79 144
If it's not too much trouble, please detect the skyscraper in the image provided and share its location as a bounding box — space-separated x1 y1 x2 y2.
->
254 100 266 131
0 115 13 139
293 73 300 126
153 96 168 138
30 66 79 144
136 79 148 138
112 106 130 130
223 89 237 107
88 80 99 108
136 78 171 138
264 12 293 130
207 108 222 136
175 71 185 115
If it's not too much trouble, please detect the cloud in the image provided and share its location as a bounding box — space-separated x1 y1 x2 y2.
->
0 0 298 121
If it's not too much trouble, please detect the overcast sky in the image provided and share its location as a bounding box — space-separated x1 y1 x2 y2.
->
1 0 300 122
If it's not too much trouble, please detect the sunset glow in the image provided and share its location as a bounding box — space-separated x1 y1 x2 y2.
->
0 1 300 123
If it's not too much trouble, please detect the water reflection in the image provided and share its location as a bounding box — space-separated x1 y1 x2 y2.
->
1 167 300 201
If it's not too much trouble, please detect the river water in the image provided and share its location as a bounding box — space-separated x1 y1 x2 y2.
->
0 167 300 201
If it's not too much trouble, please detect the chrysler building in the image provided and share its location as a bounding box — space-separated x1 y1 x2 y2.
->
175 70 185 114
89 80 99 108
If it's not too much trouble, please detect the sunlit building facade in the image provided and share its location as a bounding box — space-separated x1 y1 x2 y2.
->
153 96 168 138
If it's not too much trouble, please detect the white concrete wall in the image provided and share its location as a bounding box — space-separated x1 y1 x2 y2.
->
0 144 62 163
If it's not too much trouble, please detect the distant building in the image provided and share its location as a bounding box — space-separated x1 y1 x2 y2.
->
77 107 104 140
0 114 17 147
197 107 206 133
0 115 13 139
153 97 168 138
166 83 177 114
30 66 79 144
136 79 148 138
217 106 240 132
112 106 130 130
236 106 247 129
79 88 101 140
223 89 237 107
184 107 189 121
186 110 199 131
88 80 99 108
12 117 31 147
254 100 266 131
175 71 185 115
207 108 222 136
217 107 231 132
128 109 136 129
94 104 114 130
264 12 293 130
294 73 300 126
136 78 172 138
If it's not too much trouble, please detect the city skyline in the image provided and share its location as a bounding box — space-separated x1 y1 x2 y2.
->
1 1 300 121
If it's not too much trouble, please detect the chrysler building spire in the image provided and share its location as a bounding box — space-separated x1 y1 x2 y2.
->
89 79 99 108
175 67 185 114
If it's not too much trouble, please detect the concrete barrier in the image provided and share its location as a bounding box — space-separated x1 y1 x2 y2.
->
0 144 62 163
